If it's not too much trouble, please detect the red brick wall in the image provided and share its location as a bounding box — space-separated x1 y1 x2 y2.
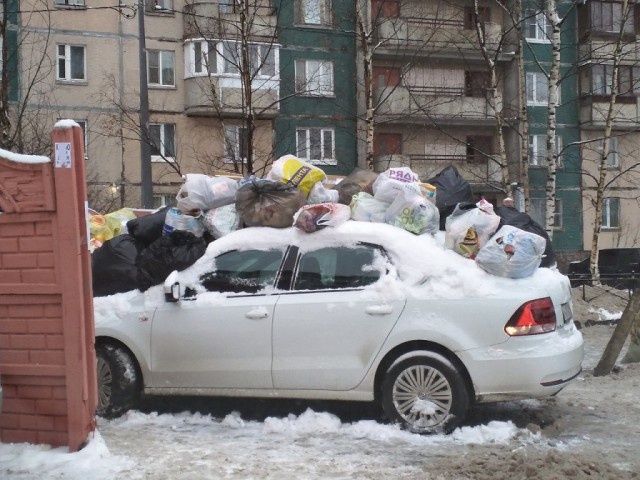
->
0 125 96 451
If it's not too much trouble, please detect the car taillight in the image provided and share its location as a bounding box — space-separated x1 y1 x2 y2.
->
504 298 557 336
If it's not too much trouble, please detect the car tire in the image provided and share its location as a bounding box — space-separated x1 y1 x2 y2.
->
96 344 140 419
381 351 470 434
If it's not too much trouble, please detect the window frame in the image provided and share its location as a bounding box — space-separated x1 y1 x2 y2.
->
146 0 173 13
601 197 620 229
296 127 336 165
149 123 176 162
295 59 335 96
297 0 333 27
528 135 563 168
531 197 563 230
147 49 175 87
526 71 548 106
224 125 248 164
54 0 86 7
598 137 619 168
525 9 552 42
56 44 86 82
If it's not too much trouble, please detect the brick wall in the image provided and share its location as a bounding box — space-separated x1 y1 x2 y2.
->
0 124 96 451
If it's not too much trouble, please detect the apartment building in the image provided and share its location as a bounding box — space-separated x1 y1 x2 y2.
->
576 0 640 251
367 0 521 206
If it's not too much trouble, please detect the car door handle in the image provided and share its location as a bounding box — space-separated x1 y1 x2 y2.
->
365 304 394 316
245 307 270 320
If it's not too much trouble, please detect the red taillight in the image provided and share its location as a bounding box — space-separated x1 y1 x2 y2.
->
505 298 557 336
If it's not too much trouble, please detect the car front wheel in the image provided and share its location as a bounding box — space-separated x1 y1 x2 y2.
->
381 351 470 434
96 344 140 419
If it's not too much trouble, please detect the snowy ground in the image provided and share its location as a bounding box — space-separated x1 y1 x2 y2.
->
1 287 639 480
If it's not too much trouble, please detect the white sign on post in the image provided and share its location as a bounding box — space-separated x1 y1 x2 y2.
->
55 142 72 168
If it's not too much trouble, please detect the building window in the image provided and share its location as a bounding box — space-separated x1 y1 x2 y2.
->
296 128 335 165
147 50 175 87
466 136 492 162
297 0 332 26
598 137 619 168
153 194 175 209
591 1 633 34
220 41 276 77
219 0 239 14
57 45 86 81
372 0 400 19
526 72 548 105
464 71 490 97
592 65 640 97
601 197 620 229
531 198 563 229
525 10 552 41
149 123 175 161
295 60 334 96
147 0 172 12
224 126 248 164
528 135 563 167
55 0 85 6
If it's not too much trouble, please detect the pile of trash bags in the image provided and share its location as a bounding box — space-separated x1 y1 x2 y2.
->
90 155 556 297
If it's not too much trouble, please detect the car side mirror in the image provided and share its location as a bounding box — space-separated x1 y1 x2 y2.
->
165 282 181 303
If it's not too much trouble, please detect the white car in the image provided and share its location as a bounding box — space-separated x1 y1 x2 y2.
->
94 221 583 433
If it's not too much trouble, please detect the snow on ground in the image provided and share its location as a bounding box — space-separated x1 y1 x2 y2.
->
1 288 639 480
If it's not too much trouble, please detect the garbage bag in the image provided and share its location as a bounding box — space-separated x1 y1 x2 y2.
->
92 234 145 297
332 168 378 205
176 174 238 212
475 225 546 279
293 203 351 233
372 166 421 204
445 202 501 258
137 230 207 291
427 166 474 230
307 181 340 204
203 203 241 239
494 206 556 268
267 154 326 196
163 207 205 237
236 177 307 228
349 192 388 223
126 206 171 247
384 183 439 235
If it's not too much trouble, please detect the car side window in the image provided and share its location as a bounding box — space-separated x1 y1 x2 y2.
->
200 249 285 293
293 245 383 291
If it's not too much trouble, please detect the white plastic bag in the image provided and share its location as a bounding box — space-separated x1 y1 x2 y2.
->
307 181 340 204
445 203 501 258
176 174 238 212
203 204 241 239
475 225 546 278
293 203 351 233
350 192 388 223
163 207 205 237
384 183 439 235
372 166 421 203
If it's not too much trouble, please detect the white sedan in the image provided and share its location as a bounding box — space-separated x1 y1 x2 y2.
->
94 221 583 433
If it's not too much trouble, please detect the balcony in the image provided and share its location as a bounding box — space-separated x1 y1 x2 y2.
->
578 41 640 63
183 1 276 40
373 17 513 62
184 76 279 118
374 85 498 126
580 97 640 130
373 154 502 186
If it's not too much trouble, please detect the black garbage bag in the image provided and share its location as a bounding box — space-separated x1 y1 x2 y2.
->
235 177 306 228
426 166 474 230
126 206 171 247
494 206 556 268
92 234 145 297
136 230 207 291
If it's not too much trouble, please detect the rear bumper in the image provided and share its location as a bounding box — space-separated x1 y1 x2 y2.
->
459 324 584 401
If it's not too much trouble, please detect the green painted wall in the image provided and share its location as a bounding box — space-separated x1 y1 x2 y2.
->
524 0 583 252
273 1 358 175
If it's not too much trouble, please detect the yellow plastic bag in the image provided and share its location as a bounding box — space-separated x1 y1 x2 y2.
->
267 154 326 196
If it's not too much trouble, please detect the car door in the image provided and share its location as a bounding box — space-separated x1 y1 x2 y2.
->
149 248 286 390
272 244 405 391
